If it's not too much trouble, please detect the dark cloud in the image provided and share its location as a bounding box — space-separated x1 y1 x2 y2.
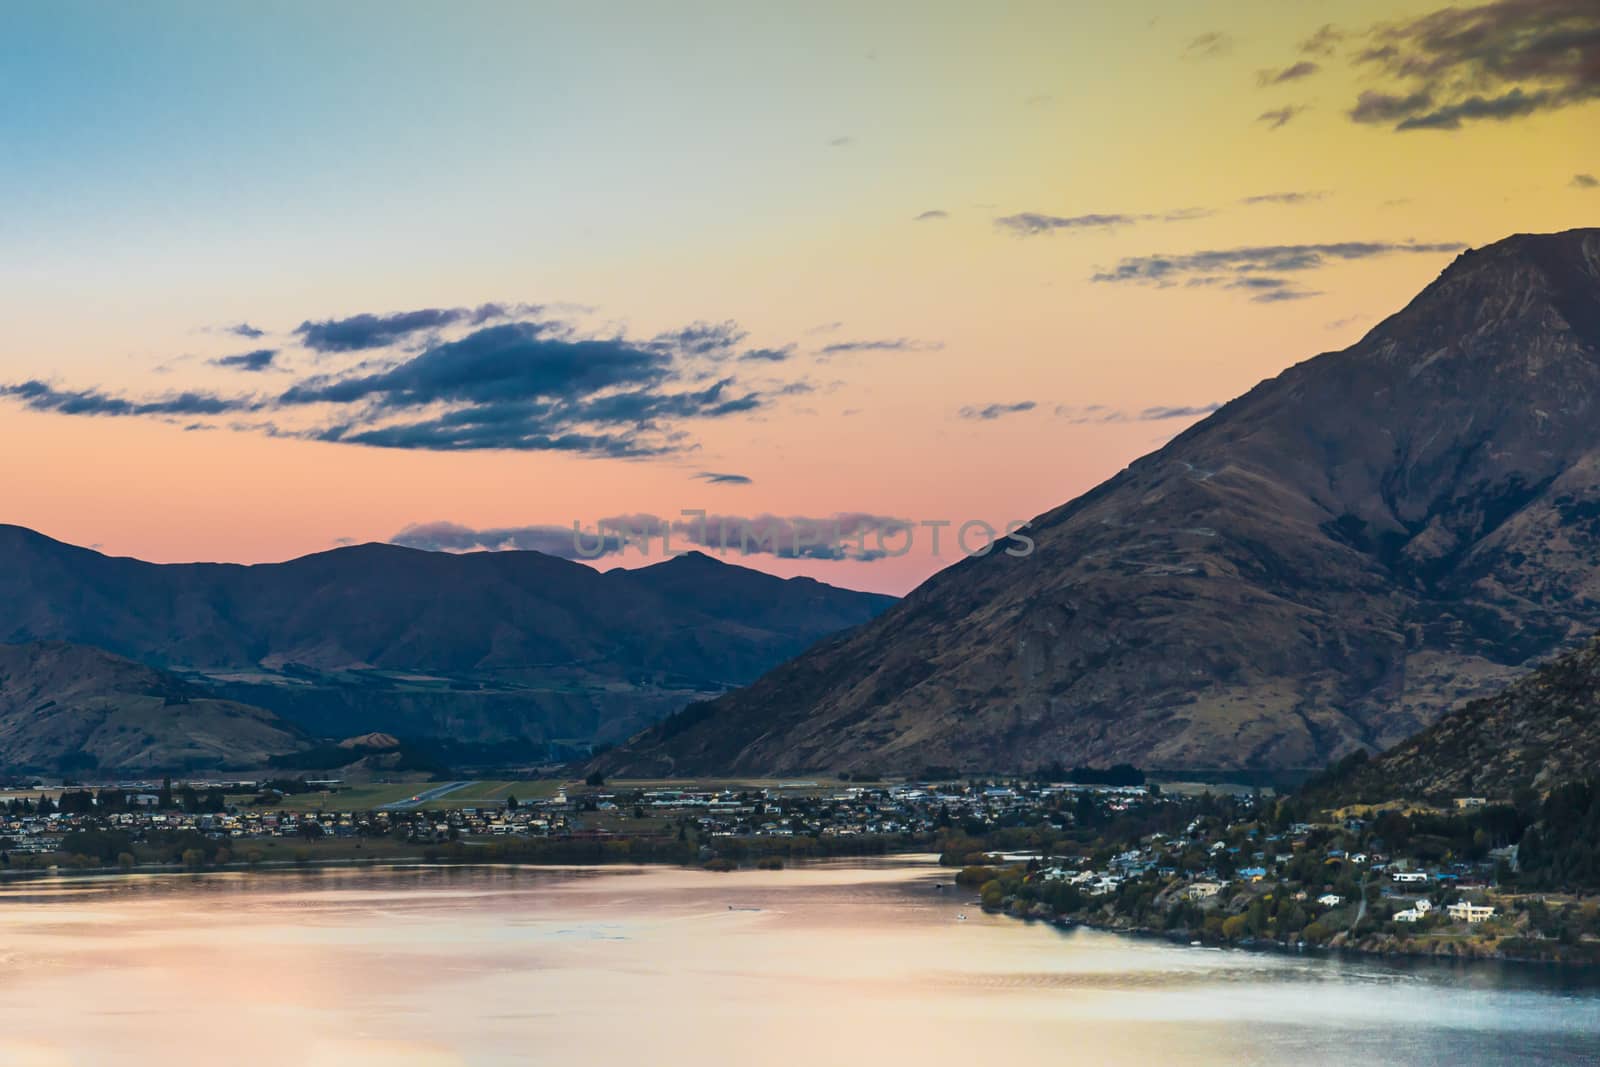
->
1256 105 1308 129
211 348 278 372
294 304 512 352
225 322 265 339
1257 60 1320 86
1238 190 1329 205
1090 240 1463 301
995 207 1209 237
1343 0 1600 130
0 381 255 418
818 338 943 355
914 209 950 221
1182 31 1233 59
5 310 778 458
391 521 611 558
695 471 753 485
1575 173 1600 188
959 401 1036 421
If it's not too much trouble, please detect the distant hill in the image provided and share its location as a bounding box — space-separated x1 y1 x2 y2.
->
0 642 307 773
0 530 895 747
599 228 1600 777
1306 633 1600 804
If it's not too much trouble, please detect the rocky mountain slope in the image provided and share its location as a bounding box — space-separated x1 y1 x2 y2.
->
0 642 307 773
0 532 894 746
599 228 1600 776
1307 632 1600 803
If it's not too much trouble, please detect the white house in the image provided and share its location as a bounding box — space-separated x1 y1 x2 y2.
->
1446 902 1495 923
1392 871 1429 884
1317 894 1344 907
1395 908 1424 923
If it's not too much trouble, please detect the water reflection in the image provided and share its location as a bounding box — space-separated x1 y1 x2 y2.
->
0 860 1594 1066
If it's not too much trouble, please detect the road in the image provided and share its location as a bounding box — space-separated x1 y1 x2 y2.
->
378 781 474 810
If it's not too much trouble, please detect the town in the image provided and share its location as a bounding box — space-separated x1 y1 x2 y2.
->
3 770 1596 963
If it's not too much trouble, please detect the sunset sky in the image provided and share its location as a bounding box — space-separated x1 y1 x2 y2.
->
3 0 1596 594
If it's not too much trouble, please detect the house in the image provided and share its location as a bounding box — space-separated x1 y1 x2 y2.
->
1453 797 1488 809
1186 881 1225 901
1395 908 1424 923
1392 871 1429 884
1316 893 1343 907
1446 902 1495 923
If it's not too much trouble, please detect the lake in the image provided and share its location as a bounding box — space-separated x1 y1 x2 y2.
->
0 859 1595 1065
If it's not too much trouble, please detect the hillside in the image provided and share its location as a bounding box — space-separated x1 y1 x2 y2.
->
1306 633 1600 803
0 642 307 773
599 228 1600 776
0 533 895 746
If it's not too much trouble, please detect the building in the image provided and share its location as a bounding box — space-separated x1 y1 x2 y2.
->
1316 893 1343 907
1446 902 1495 923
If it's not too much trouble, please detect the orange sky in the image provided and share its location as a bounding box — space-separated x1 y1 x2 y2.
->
2 0 1596 593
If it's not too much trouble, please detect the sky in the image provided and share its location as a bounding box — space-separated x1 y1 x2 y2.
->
2 0 1597 594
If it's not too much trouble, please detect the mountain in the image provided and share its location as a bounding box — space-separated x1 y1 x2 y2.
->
0 532 895 747
0 642 307 773
599 228 1600 777
1307 632 1600 804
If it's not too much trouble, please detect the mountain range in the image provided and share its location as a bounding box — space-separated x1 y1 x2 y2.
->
0 528 894 762
599 228 1600 777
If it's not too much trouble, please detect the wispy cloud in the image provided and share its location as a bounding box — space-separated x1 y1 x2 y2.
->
211 349 279 373
1054 402 1221 424
914 209 950 221
994 207 1209 238
695 471 753 485
1238 190 1329 205
1573 173 1598 188
1256 61 1320 86
958 401 1036 421
295 304 514 352
1256 105 1307 129
224 322 265 339
1182 31 1233 59
1090 240 1464 301
818 338 943 355
1298 24 1345 56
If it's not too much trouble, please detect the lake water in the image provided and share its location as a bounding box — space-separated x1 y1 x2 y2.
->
0 858 1595 1066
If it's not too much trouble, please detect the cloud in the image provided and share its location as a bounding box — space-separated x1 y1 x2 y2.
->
1138 403 1223 420
737 346 794 363
648 320 747 357
392 512 915 562
959 401 1036 421
827 136 854 148
1575 173 1600 188
1090 239 1463 301
3 309 785 458
1299 24 1345 56
0 381 256 418
211 348 279 372
225 322 265 339
914 209 950 221
1238 190 1329 205
294 304 511 352
1256 105 1307 129
1342 0 1600 131
695 471 753 485
1182 32 1233 59
1054 402 1220 424
1257 61 1320 86
818 337 943 355
995 207 1209 237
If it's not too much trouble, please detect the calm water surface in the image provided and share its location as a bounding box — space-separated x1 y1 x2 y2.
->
0 858 1595 1066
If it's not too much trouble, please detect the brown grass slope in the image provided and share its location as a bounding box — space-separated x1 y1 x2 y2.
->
0 642 308 773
